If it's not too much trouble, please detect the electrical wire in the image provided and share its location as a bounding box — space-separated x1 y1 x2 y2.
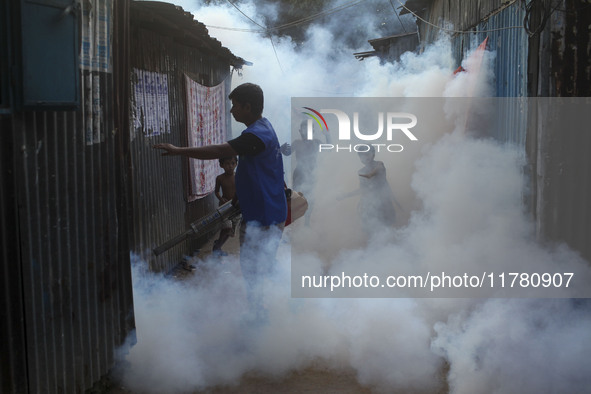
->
225 0 265 29
388 0 407 33
220 0 369 72
208 0 367 33
395 0 524 34
523 0 563 37
554 2 591 13
266 0 367 33
213 0 577 37
224 0 284 72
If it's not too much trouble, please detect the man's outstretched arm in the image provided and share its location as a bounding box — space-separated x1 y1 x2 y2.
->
153 142 238 160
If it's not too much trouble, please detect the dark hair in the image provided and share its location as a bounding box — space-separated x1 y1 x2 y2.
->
219 156 237 165
228 83 264 117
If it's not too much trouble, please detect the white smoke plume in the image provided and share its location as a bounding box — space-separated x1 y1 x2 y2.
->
118 1 591 393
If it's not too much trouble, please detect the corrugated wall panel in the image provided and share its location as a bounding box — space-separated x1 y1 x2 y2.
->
473 3 528 98
418 1 529 146
11 101 133 393
0 118 29 394
527 0 591 263
128 15 234 273
474 4 529 147
1 1 135 393
17 92 131 392
419 0 510 43
414 0 591 265
422 1 527 96
529 99 591 263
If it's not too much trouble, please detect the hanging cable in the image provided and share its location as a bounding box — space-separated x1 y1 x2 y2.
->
224 0 284 72
209 0 367 33
395 0 524 34
266 0 367 33
522 0 562 37
388 0 407 33
220 0 371 72
225 0 265 29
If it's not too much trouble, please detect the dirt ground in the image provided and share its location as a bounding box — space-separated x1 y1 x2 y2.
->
97 230 446 394
99 367 373 394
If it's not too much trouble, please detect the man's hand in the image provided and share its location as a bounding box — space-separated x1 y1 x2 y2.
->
232 195 240 207
280 142 292 156
153 143 179 156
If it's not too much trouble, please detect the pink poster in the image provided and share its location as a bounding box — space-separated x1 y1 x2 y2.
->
185 76 226 201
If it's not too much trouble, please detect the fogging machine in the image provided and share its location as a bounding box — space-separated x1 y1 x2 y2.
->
153 201 240 256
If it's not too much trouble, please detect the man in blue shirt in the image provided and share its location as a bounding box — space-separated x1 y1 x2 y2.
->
154 83 287 316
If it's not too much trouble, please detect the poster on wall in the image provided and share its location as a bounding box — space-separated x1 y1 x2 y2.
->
84 73 104 145
80 0 112 73
131 68 171 139
185 75 227 201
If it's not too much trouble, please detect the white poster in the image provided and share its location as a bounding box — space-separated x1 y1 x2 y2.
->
185 75 227 201
84 73 103 145
80 0 112 73
131 69 171 139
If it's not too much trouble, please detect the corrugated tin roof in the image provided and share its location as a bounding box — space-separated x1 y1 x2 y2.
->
354 31 419 60
131 1 248 68
367 31 420 46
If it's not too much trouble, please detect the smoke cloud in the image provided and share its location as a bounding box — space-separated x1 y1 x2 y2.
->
118 1 591 393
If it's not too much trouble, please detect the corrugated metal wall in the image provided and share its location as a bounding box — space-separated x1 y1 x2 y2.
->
526 1 591 263
532 0 591 97
0 1 135 393
528 98 591 263
472 4 529 98
128 3 235 273
413 0 528 98
1 114 28 392
408 0 591 263
416 0 529 146
417 0 509 43
473 3 529 147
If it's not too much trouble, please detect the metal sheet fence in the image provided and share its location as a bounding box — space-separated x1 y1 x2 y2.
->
0 1 135 393
410 0 591 264
128 7 235 273
1 116 28 393
1 74 135 394
415 1 529 146
526 1 591 262
473 3 529 147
